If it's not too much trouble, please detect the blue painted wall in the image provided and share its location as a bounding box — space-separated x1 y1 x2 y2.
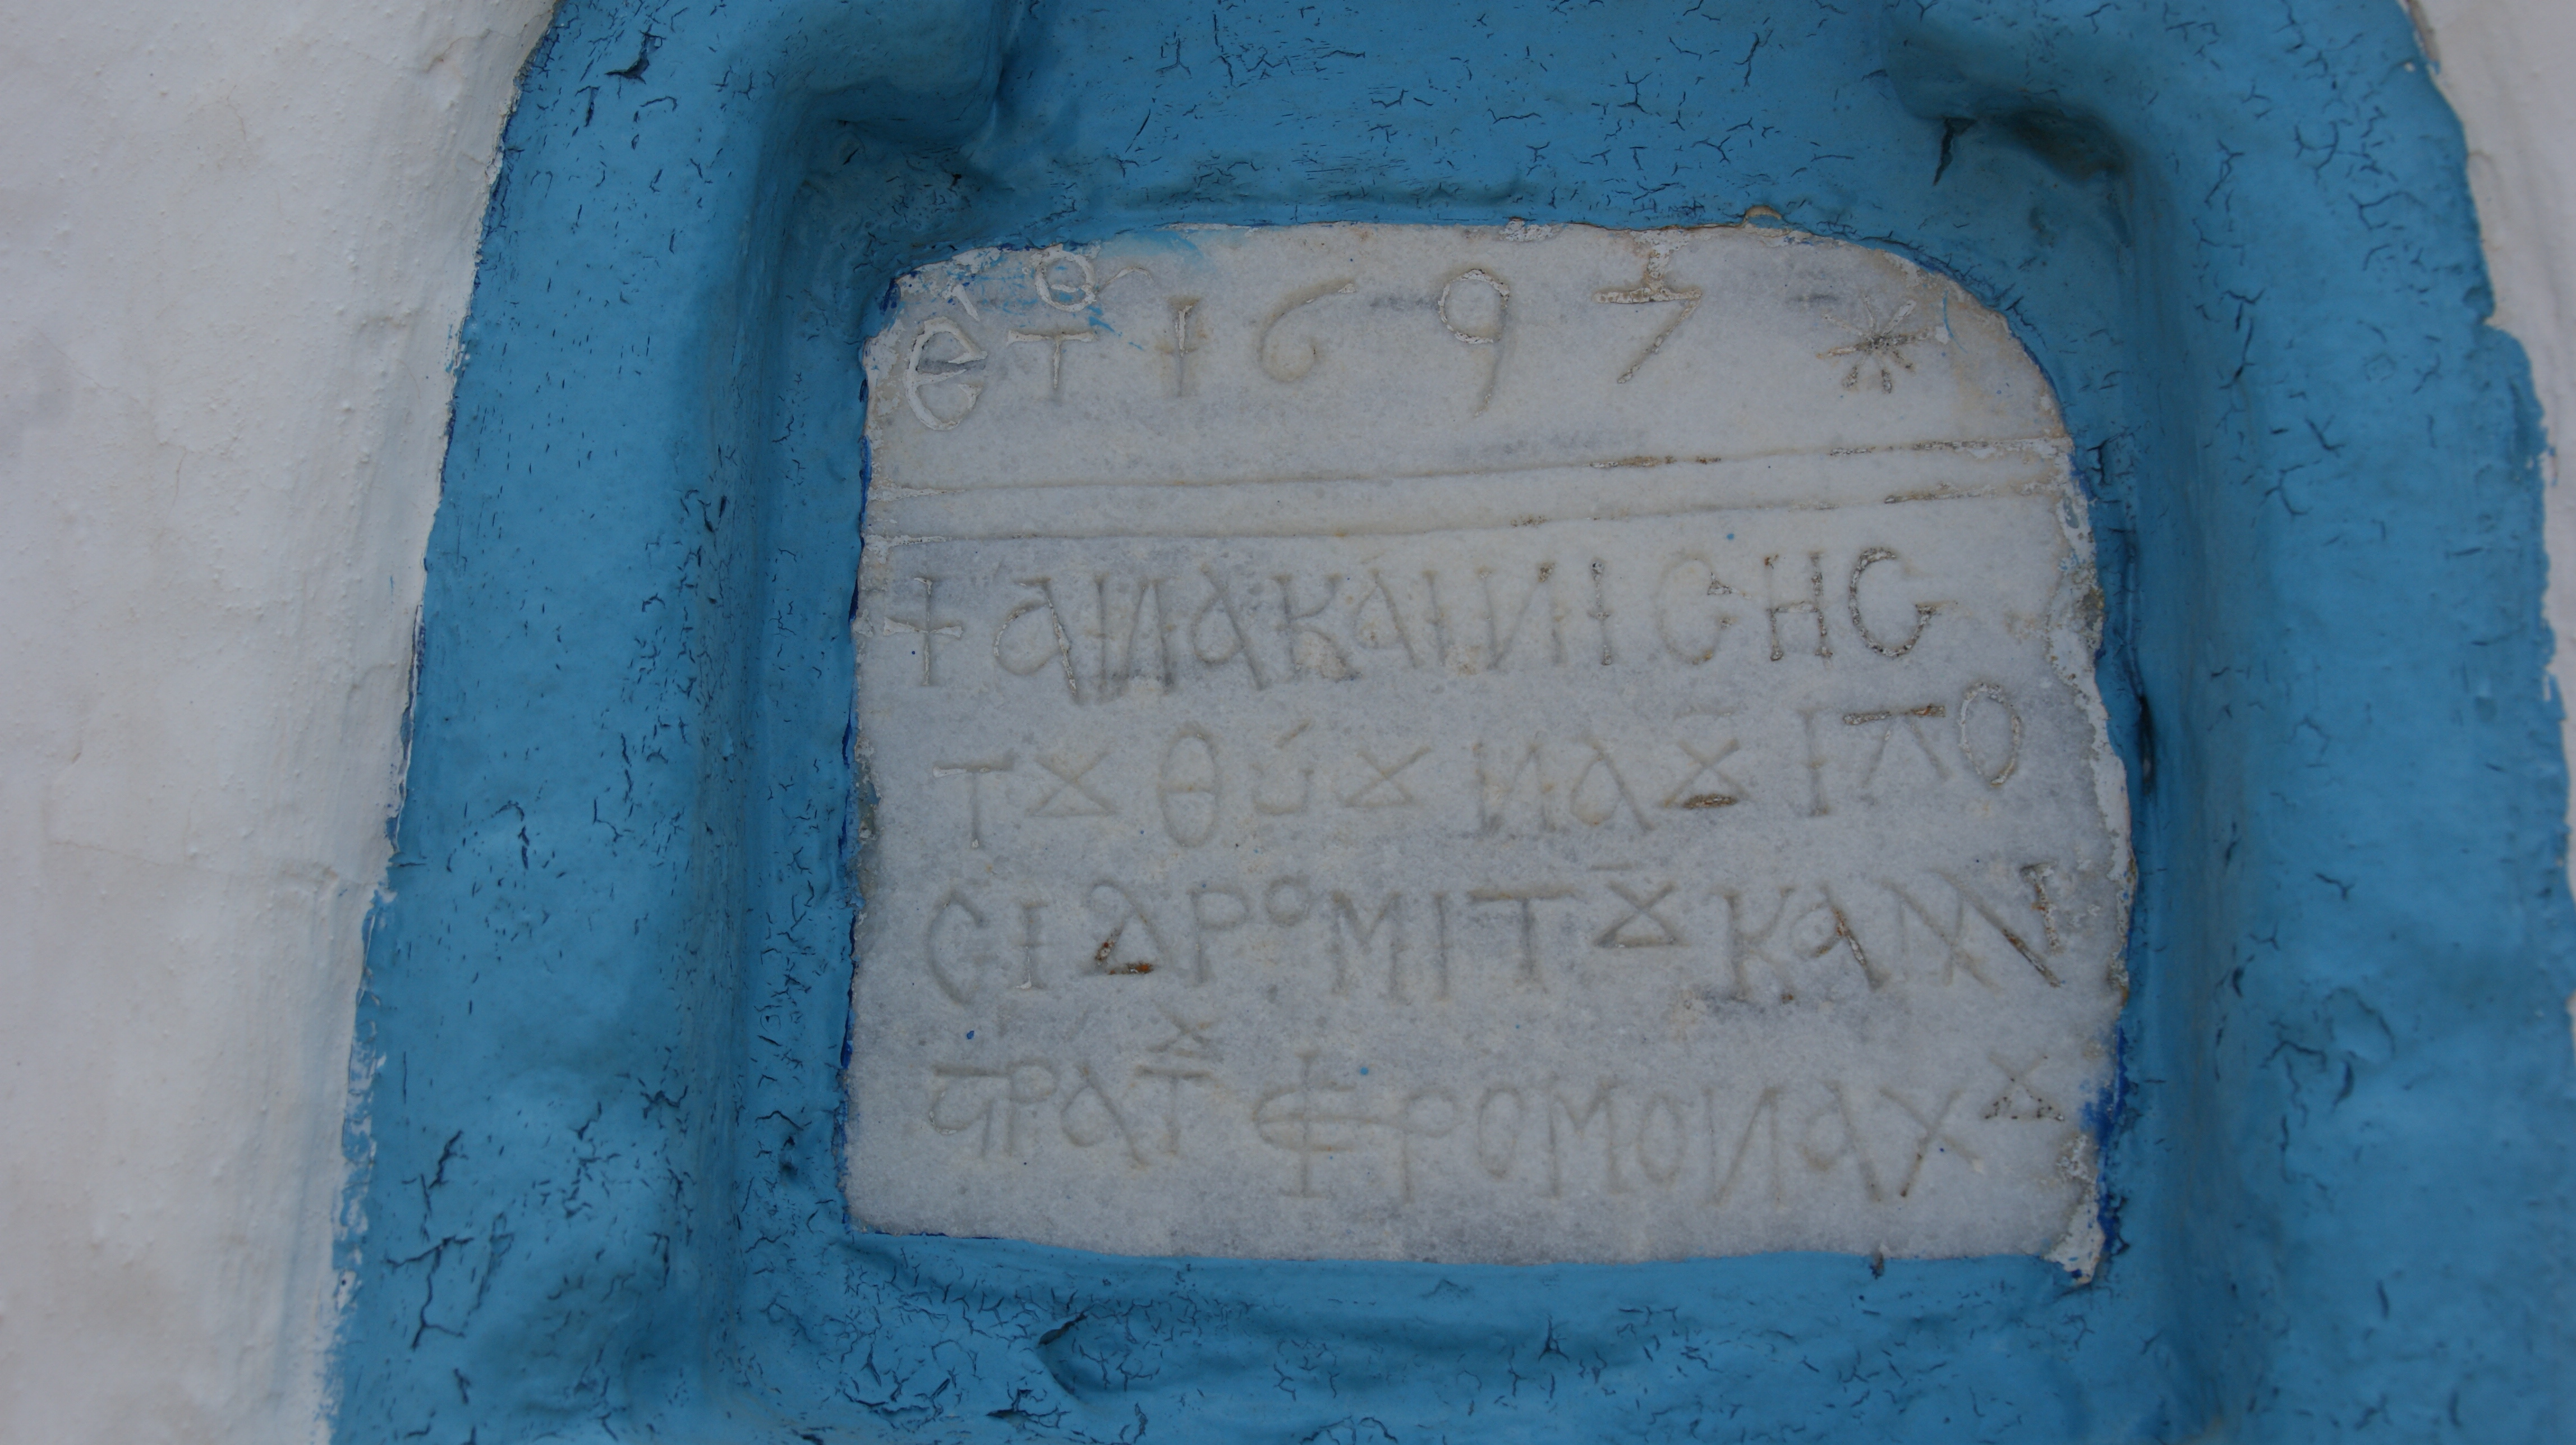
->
338 1 2575 1439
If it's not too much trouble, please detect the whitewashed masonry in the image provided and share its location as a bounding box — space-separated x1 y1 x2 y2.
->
847 223 2129 1268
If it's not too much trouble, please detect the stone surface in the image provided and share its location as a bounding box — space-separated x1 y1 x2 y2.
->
848 223 2128 1265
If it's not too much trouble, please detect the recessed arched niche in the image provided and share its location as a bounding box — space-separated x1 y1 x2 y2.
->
335 3 2573 1441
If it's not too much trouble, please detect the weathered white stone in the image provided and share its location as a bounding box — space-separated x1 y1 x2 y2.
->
847 223 2128 1268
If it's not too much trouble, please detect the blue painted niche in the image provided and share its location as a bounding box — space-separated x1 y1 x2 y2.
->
338 1 2575 1440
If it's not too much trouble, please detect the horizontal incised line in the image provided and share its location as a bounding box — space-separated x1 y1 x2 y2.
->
864 447 2067 543
867 432 2069 499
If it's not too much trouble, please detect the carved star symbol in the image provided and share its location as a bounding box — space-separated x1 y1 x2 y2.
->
1819 297 1938 394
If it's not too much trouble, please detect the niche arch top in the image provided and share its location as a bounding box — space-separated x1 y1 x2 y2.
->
849 223 2129 1266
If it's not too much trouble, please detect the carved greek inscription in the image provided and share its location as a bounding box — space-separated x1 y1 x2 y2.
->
872 235 1962 437
913 867 2070 1004
853 225 2125 1267
922 547 1985 705
898 1058 2060 1212
879 702 2071 862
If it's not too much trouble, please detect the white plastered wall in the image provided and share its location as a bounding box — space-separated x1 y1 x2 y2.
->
0 2 2562 1441
0 2 553 1441
2407 0 2576 1051
2410 2 2576 818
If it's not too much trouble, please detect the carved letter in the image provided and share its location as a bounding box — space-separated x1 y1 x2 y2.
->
1475 1087 1526 1179
1796 1083 1886 1203
995 578 1080 699
1474 739 1551 835
1880 1087 1977 1198
928 1063 1006 1153
903 316 986 430
1252 720 1313 814
1593 247 1704 383
1135 1064 1215 1156
1663 737 1744 811
1084 881 1170 975
1031 245 1144 312
1278 573 1355 680
1165 297 1199 396
1468 885 1581 985
1190 567 1269 690
1262 876 1314 927
1480 562 1565 671
1595 881 1682 949
1547 1079 1619 1196
1437 266 1509 412
1005 326 1097 400
1764 552 1830 661
1060 1063 1149 1163
1259 279 1356 383
1156 726 1221 847
1014 901 1047 990
1956 682 2023 786
930 755 1014 848
1847 546 1938 657
1634 1092 1688 1186
925 888 995 1005
1566 738 1653 831
1843 703 1952 795
1585 559 1617 666
1030 748 1116 817
1327 890 1404 996
1186 885 1251 984
1397 1089 1461 1202
1706 1084 1784 1209
1347 571 1423 666
1105 577 1178 700
1654 555 1736 665
1342 745 1429 809
1254 1051 1364 1197
1931 869 2058 986
881 576 964 684
1715 886 1798 1004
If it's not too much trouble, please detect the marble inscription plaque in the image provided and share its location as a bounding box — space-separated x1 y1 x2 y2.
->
847 224 2129 1268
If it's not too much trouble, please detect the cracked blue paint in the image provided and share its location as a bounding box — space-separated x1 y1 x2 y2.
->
337 1 2574 1439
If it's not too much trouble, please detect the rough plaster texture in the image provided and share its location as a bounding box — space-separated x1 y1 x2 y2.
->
0 2 551 1440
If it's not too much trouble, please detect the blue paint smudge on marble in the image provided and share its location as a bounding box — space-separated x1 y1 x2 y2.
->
337 1 2576 1439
